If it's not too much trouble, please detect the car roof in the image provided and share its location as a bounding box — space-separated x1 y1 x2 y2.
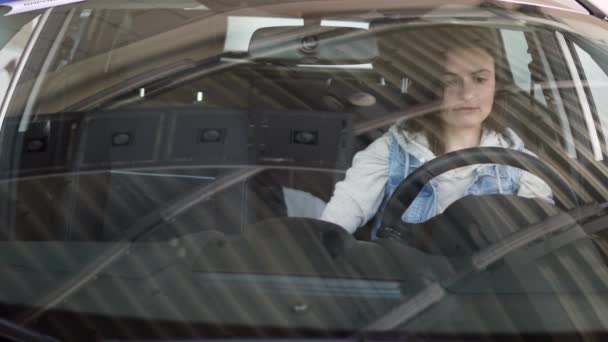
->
74 0 589 15
495 0 587 13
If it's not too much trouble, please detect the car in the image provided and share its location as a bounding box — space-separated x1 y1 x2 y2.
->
2 0 608 340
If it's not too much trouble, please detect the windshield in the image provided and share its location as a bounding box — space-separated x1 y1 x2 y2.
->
3 0 608 340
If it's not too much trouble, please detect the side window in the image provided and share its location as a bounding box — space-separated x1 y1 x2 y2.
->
500 29 576 157
501 30 547 106
572 44 608 150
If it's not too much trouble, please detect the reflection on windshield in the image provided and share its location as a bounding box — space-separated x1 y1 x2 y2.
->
2 2 608 340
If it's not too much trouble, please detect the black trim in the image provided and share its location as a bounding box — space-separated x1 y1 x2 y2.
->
574 0 607 19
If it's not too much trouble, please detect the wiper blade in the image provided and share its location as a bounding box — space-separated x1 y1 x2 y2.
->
363 202 608 331
16 166 265 325
0 318 59 342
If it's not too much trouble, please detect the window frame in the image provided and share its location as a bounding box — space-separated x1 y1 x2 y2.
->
567 35 608 160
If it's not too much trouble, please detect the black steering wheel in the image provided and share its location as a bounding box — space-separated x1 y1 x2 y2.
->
377 147 577 239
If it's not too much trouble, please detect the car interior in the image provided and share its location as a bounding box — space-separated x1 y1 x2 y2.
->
0 18 596 243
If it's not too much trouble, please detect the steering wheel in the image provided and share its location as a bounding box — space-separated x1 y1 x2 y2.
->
377 147 578 248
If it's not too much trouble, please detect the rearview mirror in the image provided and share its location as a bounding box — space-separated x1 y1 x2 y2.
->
248 25 378 65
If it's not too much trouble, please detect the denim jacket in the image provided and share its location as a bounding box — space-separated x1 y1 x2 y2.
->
371 128 524 239
320 124 552 236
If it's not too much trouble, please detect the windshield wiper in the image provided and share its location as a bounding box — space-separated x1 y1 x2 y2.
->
15 166 265 325
362 201 608 331
0 318 59 342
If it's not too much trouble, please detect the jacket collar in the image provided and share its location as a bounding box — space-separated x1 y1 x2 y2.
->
388 121 526 164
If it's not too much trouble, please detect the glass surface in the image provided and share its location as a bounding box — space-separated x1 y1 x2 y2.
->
1 1 608 340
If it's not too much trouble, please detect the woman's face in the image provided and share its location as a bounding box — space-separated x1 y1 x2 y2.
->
440 47 496 130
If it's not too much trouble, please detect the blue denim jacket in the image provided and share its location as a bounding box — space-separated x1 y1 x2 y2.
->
371 130 524 239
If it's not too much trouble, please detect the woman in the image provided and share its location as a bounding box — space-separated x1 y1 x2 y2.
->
320 32 553 237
